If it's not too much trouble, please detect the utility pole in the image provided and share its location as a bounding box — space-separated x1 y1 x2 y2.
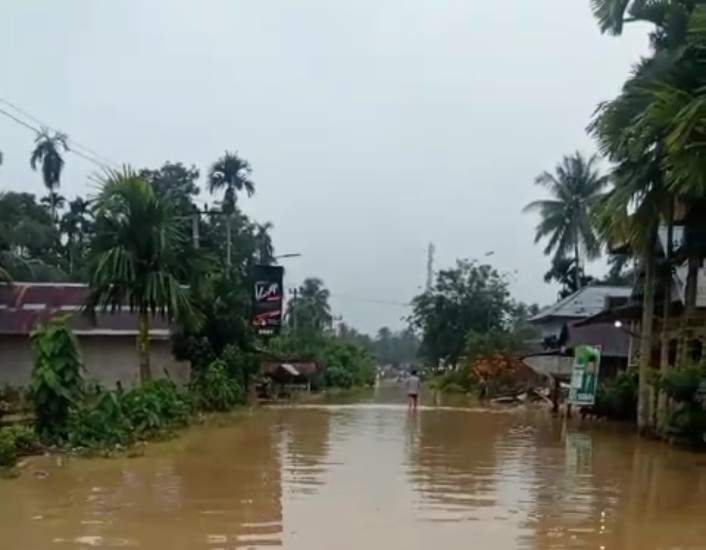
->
426 242 435 290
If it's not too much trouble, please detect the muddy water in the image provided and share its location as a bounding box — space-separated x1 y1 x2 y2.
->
2 385 706 549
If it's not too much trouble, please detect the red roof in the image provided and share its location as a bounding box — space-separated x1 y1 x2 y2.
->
0 283 170 338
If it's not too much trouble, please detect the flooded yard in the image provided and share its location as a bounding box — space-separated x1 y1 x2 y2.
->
2 384 706 549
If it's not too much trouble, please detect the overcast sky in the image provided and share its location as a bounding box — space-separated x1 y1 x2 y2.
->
0 1 649 333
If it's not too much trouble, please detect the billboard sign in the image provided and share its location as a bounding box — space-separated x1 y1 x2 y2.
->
569 345 601 406
251 265 284 336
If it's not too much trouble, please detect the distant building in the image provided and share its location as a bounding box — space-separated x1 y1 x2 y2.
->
0 283 189 388
524 285 632 380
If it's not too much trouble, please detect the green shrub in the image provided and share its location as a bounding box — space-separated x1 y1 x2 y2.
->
594 369 638 421
431 366 476 394
0 429 17 468
222 345 259 390
661 365 706 403
324 365 355 389
670 403 706 447
30 318 84 441
0 425 40 468
121 380 193 438
660 364 706 447
323 340 376 389
192 360 243 412
68 389 133 449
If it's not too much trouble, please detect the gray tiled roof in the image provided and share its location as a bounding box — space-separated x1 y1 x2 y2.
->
529 285 632 322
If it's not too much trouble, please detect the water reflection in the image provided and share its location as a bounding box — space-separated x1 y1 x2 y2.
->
2 390 706 549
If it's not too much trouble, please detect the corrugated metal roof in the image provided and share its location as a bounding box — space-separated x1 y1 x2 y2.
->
262 361 319 377
529 285 632 323
0 283 170 337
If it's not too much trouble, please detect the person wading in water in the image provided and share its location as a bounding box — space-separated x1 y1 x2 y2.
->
406 369 420 411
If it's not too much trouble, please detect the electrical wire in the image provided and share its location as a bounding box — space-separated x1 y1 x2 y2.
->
0 100 118 171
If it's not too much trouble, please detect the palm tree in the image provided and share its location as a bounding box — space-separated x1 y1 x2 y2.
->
253 222 274 264
60 197 92 277
40 192 66 214
207 151 255 267
591 0 693 46
288 278 332 333
86 168 200 382
588 49 682 434
30 130 69 220
524 152 608 290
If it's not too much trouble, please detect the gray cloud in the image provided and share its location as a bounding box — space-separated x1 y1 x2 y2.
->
0 1 648 332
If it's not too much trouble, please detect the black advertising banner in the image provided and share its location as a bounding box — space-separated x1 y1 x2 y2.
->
251 265 284 336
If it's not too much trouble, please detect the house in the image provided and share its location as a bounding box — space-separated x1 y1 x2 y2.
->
523 285 632 380
0 282 190 388
259 360 321 398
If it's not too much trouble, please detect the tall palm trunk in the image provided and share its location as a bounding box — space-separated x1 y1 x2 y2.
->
657 203 674 434
138 310 152 383
226 215 232 267
638 229 657 434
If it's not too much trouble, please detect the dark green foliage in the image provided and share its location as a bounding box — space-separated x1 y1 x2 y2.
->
68 389 133 448
0 425 40 468
207 151 255 213
121 380 192 438
0 429 17 468
524 152 607 270
69 380 192 448
660 364 706 446
594 369 638 421
410 260 514 368
323 340 376 389
669 404 706 447
430 367 477 394
0 191 67 281
221 344 259 390
287 278 332 334
192 360 244 412
661 365 706 403
30 317 84 441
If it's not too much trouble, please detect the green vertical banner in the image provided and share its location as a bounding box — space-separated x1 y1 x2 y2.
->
569 345 601 406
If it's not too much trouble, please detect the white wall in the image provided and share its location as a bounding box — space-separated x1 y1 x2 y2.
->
0 334 190 388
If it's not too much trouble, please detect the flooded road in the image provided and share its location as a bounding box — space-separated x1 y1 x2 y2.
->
2 384 706 549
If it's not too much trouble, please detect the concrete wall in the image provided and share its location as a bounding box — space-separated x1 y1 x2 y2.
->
0 334 190 388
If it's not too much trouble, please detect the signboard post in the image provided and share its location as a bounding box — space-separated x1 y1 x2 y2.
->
569 345 601 406
251 265 284 337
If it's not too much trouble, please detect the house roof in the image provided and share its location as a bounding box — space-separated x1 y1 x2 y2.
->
262 361 320 377
529 285 632 323
0 283 170 338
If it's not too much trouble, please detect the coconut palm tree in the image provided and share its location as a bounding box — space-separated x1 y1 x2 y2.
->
30 130 69 220
86 168 201 382
207 151 255 267
288 278 332 333
524 152 608 290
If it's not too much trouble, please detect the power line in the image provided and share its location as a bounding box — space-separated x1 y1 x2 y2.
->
0 100 118 171
329 292 411 307
0 97 121 169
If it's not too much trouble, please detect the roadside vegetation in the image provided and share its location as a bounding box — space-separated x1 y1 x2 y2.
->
520 1 706 446
410 260 541 398
0 147 390 473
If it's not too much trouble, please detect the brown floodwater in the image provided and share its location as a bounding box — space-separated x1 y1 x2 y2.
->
2 384 706 550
